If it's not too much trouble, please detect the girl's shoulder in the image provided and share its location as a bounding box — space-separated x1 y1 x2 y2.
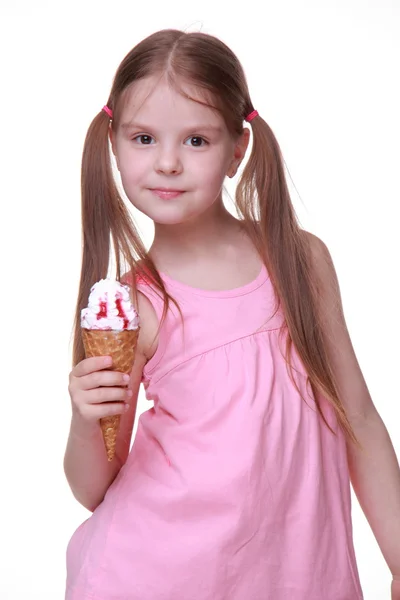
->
121 269 160 364
136 287 160 364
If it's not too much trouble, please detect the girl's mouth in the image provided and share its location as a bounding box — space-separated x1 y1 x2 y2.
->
151 189 185 199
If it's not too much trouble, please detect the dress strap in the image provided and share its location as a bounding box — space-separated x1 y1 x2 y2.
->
135 273 167 318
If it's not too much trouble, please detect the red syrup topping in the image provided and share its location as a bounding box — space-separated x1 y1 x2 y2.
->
96 294 129 330
97 301 107 319
115 295 129 330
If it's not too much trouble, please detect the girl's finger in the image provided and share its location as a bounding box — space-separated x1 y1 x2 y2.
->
77 400 130 422
79 370 130 391
84 386 132 405
71 356 113 378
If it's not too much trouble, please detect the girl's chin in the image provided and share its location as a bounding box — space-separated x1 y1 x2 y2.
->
152 214 198 226
133 205 203 226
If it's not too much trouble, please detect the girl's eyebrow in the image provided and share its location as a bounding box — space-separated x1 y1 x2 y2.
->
121 122 223 133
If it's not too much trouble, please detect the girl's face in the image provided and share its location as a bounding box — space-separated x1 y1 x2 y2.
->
111 76 249 226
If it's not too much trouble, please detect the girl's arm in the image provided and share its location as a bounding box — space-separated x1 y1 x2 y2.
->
347 410 400 581
63 350 147 512
64 284 158 512
308 232 400 578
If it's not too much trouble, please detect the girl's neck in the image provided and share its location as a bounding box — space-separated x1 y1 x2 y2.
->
149 199 245 267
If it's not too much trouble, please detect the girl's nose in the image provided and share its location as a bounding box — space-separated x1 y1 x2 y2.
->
154 146 183 175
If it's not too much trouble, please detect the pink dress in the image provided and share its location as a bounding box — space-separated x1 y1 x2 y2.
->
65 263 364 599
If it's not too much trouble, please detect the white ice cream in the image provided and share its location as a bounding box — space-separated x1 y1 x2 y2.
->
81 278 140 331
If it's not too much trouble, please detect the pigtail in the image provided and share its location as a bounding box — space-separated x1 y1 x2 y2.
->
237 114 361 449
72 110 114 366
72 106 183 367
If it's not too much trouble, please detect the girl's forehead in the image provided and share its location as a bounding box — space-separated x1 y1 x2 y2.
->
119 76 223 127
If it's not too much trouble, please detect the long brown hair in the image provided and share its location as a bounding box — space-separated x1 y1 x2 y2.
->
73 29 361 449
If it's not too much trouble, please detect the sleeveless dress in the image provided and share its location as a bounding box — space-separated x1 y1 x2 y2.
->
65 263 364 599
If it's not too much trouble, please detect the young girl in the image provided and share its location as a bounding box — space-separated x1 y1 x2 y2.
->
64 29 400 600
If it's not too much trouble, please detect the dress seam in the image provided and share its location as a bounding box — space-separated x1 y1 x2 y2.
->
145 325 283 386
139 272 274 377
160 273 269 298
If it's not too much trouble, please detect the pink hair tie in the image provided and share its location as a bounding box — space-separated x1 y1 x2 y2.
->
102 105 113 119
245 109 258 122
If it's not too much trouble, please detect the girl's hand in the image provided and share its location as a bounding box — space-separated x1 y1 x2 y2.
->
391 575 400 600
392 576 400 600
68 356 131 429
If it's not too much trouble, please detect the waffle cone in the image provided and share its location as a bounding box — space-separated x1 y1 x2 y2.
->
81 328 139 461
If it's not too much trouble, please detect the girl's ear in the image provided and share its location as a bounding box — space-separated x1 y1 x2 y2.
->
234 127 250 161
109 127 120 171
228 128 251 177
238 127 251 157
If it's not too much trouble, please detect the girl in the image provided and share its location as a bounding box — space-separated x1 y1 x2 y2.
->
64 29 400 600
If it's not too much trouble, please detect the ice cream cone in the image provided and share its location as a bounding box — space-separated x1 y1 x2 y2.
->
81 327 139 461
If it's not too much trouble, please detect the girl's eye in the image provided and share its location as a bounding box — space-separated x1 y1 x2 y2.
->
133 134 208 148
185 136 208 147
133 135 154 145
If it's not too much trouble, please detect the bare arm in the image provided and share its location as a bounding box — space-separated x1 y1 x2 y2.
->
347 411 400 580
64 414 123 512
63 350 147 512
307 232 400 580
63 289 159 512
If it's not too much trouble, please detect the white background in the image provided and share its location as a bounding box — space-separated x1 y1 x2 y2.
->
1 0 399 598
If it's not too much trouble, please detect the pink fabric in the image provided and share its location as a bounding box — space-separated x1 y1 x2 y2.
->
65 264 363 599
